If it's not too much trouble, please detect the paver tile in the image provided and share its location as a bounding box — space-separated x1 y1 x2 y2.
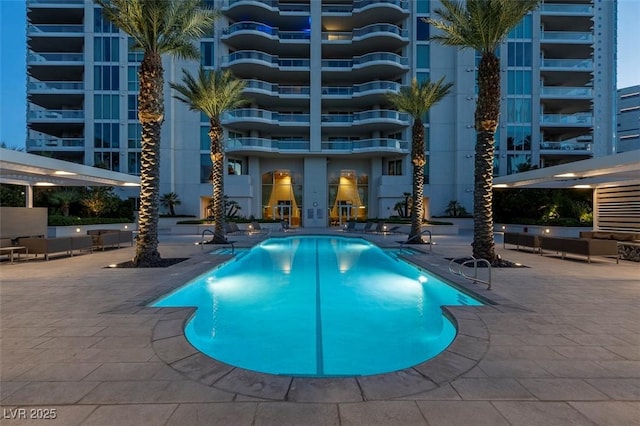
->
166 402 257 426
255 402 339 426
517 378 609 400
493 401 597 426
417 401 509 426
339 401 427 426
82 404 176 426
570 401 640 426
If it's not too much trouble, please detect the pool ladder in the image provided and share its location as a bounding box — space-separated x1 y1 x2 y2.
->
448 256 492 290
400 229 433 253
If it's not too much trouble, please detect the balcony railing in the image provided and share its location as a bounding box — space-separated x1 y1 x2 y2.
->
540 141 592 151
223 21 310 40
245 80 310 96
540 113 592 125
540 59 592 69
227 137 310 150
540 3 593 14
353 24 408 39
223 0 310 13
323 0 408 13
28 0 83 4
27 138 84 148
224 109 310 123
28 110 84 119
223 51 310 68
28 81 84 90
321 138 408 151
322 52 408 68
321 110 409 124
540 86 593 97
28 52 84 62
541 31 593 42
28 24 84 33
322 81 400 96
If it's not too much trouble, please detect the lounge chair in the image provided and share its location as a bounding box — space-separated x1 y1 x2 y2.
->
360 222 374 233
345 220 357 232
280 221 296 232
372 221 386 233
248 221 267 234
224 222 242 235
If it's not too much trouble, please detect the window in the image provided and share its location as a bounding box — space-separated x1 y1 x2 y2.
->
200 127 210 150
128 66 139 91
416 72 430 84
416 45 429 68
94 152 119 171
128 95 138 120
128 152 141 175
417 0 430 14
94 66 119 90
507 42 532 67
200 154 212 183
127 37 143 63
507 70 532 95
94 7 117 33
128 123 141 149
506 126 531 151
94 37 119 62
94 95 119 119
94 123 120 148
507 98 531 123
201 41 215 67
386 159 402 175
416 18 429 40
228 159 243 175
508 15 532 39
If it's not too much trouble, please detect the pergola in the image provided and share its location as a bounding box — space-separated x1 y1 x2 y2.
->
0 148 140 207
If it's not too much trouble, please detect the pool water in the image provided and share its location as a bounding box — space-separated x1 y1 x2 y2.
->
152 236 482 377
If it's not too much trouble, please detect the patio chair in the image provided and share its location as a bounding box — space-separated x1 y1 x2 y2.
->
224 222 242 235
372 221 386 233
280 221 296 232
345 220 357 232
248 221 267 234
360 222 374 233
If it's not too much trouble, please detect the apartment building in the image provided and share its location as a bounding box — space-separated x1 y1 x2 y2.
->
616 85 640 153
26 0 616 227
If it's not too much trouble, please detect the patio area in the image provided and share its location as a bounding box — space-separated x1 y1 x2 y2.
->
0 228 638 425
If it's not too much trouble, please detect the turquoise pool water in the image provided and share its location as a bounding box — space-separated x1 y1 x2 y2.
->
152 236 482 377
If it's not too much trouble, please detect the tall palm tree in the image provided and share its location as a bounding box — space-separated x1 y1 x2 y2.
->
170 67 247 243
387 77 453 243
426 0 539 263
160 192 181 216
95 0 217 266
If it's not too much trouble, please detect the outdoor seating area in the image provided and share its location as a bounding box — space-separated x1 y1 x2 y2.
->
87 229 134 251
503 231 541 253
17 235 93 261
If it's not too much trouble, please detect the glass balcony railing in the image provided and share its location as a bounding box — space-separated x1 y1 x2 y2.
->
240 80 311 96
540 86 593 97
28 110 84 119
28 81 84 90
27 138 84 148
541 59 592 69
353 24 408 39
323 0 408 13
223 21 310 40
224 109 310 123
322 53 407 69
540 113 592 125
227 137 310 150
541 31 593 42
321 81 399 96
224 51 309 68
28 0 83 4
321 110 409 124
28 24 84 33
223 0 310 13
28 52 84 62
540 3 593 14
321 138 408 151
540 141 592 151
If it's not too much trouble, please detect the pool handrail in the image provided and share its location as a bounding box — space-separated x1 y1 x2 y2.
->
399 229 433 252
448 256 492 290
200 229 235 253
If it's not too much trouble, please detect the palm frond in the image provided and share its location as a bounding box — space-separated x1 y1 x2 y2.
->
387 77 453 120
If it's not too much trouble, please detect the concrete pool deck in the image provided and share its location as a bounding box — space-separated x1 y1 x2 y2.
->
0 228 638 425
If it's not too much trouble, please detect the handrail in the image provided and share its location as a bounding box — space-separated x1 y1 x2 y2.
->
400 229 433 252
448 256 492 290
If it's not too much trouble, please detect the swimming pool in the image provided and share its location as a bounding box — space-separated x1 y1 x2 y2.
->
152 235 482 377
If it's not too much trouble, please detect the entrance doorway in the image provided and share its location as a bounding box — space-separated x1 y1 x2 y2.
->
274 201 292 225
336 201 353 227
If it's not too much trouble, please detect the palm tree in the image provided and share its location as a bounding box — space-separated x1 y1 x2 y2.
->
160 192 181 216
387 77 453 243
95 0 217 266
170 67 247 243
426 0 539 263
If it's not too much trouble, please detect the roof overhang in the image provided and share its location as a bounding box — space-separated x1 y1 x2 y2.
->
0 148 140 187
493 150 640 189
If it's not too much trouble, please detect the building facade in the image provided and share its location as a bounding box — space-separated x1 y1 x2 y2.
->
616 85 640 153
26 0 617 227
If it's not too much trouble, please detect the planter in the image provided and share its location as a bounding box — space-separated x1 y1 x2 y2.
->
48 223 136 238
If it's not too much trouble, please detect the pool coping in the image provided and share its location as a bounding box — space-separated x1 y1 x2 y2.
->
113 236 530 402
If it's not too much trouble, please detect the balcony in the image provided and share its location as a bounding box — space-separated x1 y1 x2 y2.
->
540 113 592 126
28 81 84 91
223 108 310 132
28 52 84 64
541 31 592 43
227 137 310 154
28 109 84 121
27 137 84 149
321 110 409 133
322 24 408 54
222 0 310 30
540 86 593 98
322 52 408 82
244 79 309 106
222 50 310 80
321 138 408 154
540 140 592 152
323 0 409 30
221 21 310 55
540 3 593 15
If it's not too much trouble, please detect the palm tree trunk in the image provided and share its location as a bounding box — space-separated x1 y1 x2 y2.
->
409 120 425 243
209 118 227 243
133 52 164 267
472 52 500 263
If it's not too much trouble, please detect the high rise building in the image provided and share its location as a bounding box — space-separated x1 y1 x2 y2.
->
616 85 640 153
26 0 617 226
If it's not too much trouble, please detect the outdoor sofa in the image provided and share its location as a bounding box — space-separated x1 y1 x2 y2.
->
17 236 93 261
503 232 541 253
87 229 134 250
540 236 618 263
